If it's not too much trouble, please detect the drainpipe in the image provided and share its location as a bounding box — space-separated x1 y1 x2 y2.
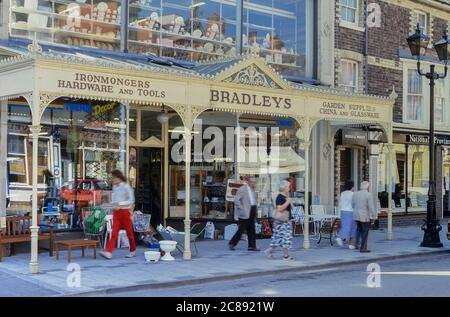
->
120 0 129 53
364 0 369 94
236 0 243 55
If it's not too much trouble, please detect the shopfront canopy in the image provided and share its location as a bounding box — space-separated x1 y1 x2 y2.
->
0 38 396 140
0 38 398 270
238 146 305 175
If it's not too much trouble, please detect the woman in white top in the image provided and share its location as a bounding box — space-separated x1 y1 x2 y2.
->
336 180 357 249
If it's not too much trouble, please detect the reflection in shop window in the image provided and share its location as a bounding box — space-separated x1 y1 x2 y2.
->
168 112 307 221
409 145 429 210
7 135 28 185
7 97 127 229
378 143 429 212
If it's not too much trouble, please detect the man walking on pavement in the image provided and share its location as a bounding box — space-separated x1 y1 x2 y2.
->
352 181 377 253
229 176 260 251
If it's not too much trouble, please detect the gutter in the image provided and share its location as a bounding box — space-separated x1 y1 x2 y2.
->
415 0 450 11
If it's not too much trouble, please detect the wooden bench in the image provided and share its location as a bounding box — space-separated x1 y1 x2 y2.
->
55 239 98 263
0 216 54 262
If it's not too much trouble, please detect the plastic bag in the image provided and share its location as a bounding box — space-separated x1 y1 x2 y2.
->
119 230 130 248
83 208 106 234
204 221 215 239
224 224 238 240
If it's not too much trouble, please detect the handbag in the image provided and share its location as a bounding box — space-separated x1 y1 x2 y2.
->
272 209 289 222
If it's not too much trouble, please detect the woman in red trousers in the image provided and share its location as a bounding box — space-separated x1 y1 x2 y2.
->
100 170 136 259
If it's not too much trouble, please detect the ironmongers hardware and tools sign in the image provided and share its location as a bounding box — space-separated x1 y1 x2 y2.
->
38 69 186 104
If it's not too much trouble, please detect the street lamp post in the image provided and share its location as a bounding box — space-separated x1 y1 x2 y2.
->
407 25 449 248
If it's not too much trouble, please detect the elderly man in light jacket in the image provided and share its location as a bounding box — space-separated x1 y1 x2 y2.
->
228 177 259 251
352 181 377 253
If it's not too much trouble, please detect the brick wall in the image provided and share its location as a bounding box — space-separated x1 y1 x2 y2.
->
433 17 449 45
367 65 403 122
334 0 450 122
378 214 426 227
368 1 411 62
335 26 365 54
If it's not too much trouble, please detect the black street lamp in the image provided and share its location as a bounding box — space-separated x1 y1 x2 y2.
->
407 24 449 248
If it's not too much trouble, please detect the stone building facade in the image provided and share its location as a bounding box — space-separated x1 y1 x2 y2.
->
334 0 450 222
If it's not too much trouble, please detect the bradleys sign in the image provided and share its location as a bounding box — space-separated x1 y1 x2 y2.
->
210 89 292 109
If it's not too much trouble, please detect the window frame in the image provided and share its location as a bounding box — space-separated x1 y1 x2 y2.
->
7 133 29 186
340 0 359 26
402 60 450 128
339 59 359 94
405 68 424 124
412 10 429 35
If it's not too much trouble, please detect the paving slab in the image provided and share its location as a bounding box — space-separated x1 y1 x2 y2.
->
0 226 448 296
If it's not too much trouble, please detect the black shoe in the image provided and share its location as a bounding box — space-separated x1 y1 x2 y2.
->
248 248 260 251
360 249 371 253
229 244 236 251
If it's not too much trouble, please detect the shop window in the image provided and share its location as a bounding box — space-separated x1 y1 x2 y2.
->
141 111 162 141
37 138 50 184
406 69 423 123
341 0 358 25
7 134 28 184
8 104 31 123
408 145 429 210
168 112 306 221
10 0 122 50
339 59 358 93
243 0 313 77
129 109 137 140
7 98 127 229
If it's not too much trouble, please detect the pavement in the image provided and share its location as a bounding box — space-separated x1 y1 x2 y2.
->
111 253 450 297
0 225 449 297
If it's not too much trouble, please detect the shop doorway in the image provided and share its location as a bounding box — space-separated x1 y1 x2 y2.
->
337 146 367 192
129 147 163 228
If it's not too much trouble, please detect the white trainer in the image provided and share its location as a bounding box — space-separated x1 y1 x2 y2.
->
99 251 113 259
335 237 344 247
126 251 136 258
348 245 356 250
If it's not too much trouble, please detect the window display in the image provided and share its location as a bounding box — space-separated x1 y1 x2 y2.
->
7 98 127 229
128 0 237 61
9 0 313 77
377 142 429 212
10 0 122 50
243 0 312 77
168 112 306 221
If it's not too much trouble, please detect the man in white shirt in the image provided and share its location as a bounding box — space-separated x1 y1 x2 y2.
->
229 177 260 251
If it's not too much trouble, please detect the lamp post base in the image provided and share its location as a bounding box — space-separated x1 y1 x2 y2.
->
420 220 443 248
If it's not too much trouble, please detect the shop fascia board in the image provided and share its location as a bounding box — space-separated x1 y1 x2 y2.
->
1 55 395 134
0 66 35 101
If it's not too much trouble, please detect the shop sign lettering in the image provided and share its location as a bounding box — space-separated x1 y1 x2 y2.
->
407 134 450 145
320 102 380 119
210 89 291 109
93 103 116 116
57 73 167 99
